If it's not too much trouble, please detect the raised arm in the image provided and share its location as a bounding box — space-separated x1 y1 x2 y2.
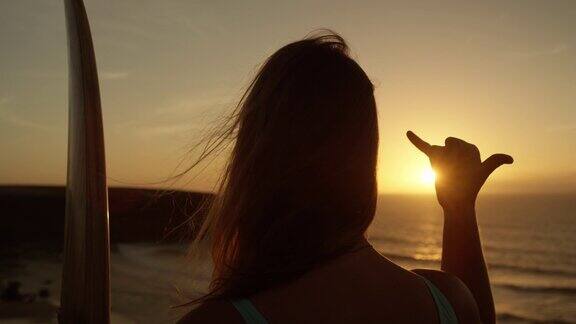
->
407 131 513 324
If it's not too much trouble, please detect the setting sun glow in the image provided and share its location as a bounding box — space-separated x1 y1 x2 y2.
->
421 168 436 185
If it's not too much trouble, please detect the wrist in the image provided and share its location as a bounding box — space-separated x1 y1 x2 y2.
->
442 202 476 219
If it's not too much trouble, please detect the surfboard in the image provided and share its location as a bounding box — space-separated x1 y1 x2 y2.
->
59 0 110 323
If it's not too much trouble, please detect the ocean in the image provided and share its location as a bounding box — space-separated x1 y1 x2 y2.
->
373 194 576 323
1 193 575 323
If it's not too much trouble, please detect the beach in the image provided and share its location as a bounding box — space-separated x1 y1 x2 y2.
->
1 193 575 323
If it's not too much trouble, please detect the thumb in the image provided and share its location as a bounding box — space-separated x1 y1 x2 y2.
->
481 154 513 179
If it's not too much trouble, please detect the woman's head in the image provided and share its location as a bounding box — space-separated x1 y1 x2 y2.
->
192 31 378 301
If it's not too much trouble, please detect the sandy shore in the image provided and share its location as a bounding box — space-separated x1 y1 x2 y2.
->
0 243 209 323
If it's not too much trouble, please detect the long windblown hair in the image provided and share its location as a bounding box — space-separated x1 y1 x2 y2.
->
188 31 379 302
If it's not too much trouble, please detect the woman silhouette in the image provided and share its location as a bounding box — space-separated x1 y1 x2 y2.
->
179 31 512 324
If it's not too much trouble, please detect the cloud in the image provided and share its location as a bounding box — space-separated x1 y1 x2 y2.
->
547 124 576 133
144 123 201 136
494 171 576 194
154 97 231 116
0 97 55 131
151 88 241 123
109 93 234 141
100 71 130 80
16 70 65 79
15 70 129 81
110 118 204 140
503 44 569 59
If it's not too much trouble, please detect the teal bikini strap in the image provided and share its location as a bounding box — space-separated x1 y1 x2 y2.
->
230 279 456 324
420 277 459 324
230 299 269 324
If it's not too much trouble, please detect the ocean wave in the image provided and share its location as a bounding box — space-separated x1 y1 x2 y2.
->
497 312 573 324
483 243 576 261
374 235 576 261
488 261 576 278
370 235 426 246
383 252 576 278
383 252 436 264
496 283 576 296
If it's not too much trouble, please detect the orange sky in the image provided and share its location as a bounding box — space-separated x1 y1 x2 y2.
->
0 0 575 194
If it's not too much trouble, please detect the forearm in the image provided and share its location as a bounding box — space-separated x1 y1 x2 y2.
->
441 204 495 324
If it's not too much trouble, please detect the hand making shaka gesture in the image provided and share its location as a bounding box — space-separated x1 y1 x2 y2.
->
407 131 513 210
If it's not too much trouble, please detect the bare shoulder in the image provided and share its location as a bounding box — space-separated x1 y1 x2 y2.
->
177 300 244 324
412 269 482 324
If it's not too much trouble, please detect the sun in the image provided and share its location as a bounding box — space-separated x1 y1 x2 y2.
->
421 167 436 185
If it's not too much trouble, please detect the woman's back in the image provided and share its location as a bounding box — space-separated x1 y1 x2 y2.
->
179 245 481 323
